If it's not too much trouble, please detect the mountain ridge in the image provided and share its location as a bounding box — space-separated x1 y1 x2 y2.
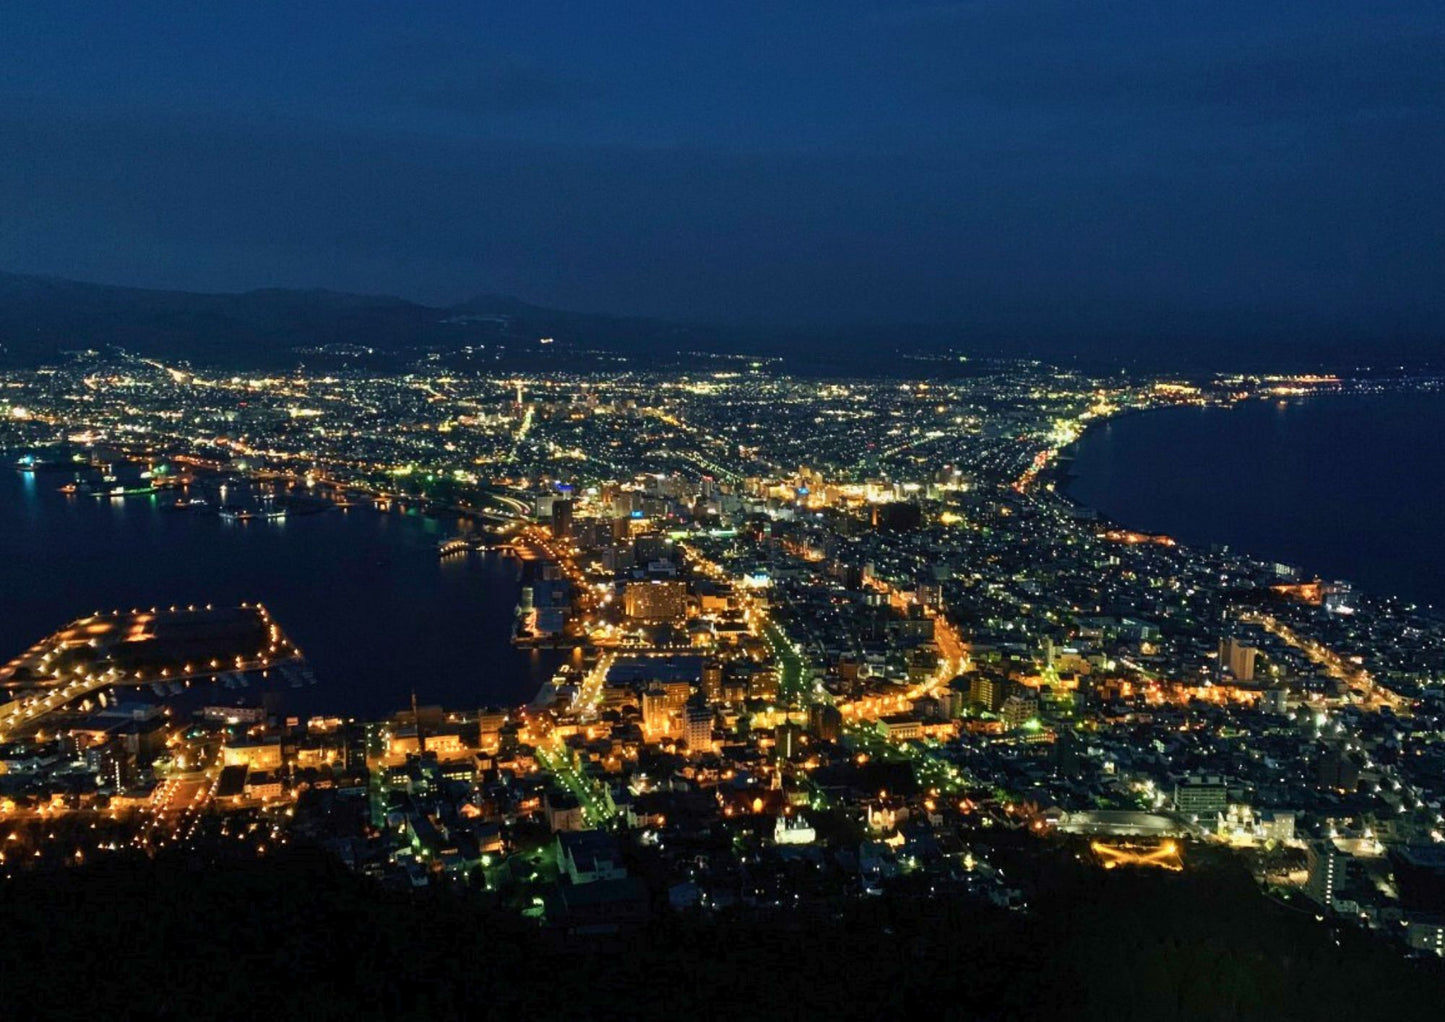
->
0 270 722 369
1 270 1439 374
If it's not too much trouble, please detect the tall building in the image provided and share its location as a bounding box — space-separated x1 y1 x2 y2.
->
1323 581 1355 615
1306 840 1350 906
970 672 1007 712
641 686 672 735
701 660 724 704
776 721 804 759
683 705 713 753
1219 636 1258 682
808 702 842 743
1000 693 1037 731
551 498 574 540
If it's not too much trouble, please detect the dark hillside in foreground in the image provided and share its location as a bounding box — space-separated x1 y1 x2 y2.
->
2 846 1441 1021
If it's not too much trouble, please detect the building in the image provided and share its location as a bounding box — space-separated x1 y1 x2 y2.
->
544 789 587 833
747 668 779 703
624 579 688 622
1220 636 1258 682
879 715 922 741
970 672 1007 712
556 830 627 885
999 693 1037 731
1306 840 1351 906
641 687 673 735
776 721 804 759
550 498 573 540
221 738 283 771
683 705 713 753
701 660 724 703
1404 916 1445 956
808 702 843 743
1217 804 1296 844
774 813 816 845
1173 774 1229 818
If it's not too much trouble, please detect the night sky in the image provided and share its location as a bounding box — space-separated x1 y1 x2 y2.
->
2 2 1442 352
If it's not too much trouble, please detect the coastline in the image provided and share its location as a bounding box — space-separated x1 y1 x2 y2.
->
1048 391 1445 612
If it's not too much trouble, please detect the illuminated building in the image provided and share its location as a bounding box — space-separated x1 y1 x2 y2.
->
683 704 714 753
624 579 688 622
1306 840 1351 906
747 668 778 702
999 693 1037 731
879 715 922 741
641 686 674 735
808 702 842 743
1218 804 1295 845
221 738 283 771
1172 774 1228 817
556 830 627 885
701 659 723 703
244 772 284 800
386 730 470 760
477 708 507 750
1323 581 1355 615
1219 636 1258 682
774 813 816 845
970 672 1007 712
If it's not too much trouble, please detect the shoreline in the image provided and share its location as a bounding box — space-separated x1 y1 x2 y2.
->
1045 392 1445 613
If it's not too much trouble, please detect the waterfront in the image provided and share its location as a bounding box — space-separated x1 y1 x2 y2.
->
1065 391 1445 610
0 470 560 717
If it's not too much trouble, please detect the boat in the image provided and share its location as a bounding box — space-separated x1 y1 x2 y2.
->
88 483 157 499
219 505 287 521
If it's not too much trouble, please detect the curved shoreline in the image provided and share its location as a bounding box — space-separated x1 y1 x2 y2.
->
1047 393 1445 611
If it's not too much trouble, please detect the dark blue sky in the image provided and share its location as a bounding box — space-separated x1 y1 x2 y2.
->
2 1 1442 350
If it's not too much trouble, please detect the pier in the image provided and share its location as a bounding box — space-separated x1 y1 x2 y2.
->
0 604 305 739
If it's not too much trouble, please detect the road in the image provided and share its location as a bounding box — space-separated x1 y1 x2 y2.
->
761 619 808 707
845 723 969 795
536 742 619 828
1238 610 1405 712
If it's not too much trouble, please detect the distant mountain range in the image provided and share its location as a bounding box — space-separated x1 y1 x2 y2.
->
0 271 734 370
0 270 1439 374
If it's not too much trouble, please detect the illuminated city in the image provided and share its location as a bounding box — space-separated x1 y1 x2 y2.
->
5 3 1445 1017
2 355 1445 966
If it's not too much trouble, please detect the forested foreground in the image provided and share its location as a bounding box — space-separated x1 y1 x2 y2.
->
2 846 1441 1021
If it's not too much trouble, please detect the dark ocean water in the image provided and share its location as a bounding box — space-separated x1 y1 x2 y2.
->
1065 392 1445 610
0 471 561 717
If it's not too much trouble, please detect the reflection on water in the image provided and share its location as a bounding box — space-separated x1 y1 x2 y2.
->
0 468 559 717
